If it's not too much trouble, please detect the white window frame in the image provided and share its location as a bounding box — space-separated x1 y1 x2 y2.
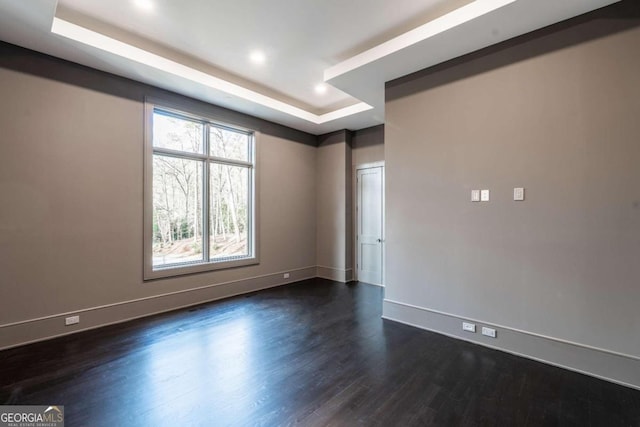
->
143 99 259 280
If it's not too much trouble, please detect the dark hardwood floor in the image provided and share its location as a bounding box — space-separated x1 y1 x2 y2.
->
1 279 639 426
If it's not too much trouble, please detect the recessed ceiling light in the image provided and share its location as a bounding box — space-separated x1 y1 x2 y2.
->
314 84 328 95
133 0 154 12
249 50 266 65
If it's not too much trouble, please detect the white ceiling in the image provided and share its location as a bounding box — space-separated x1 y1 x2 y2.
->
57 0 459 112
0 0 620 135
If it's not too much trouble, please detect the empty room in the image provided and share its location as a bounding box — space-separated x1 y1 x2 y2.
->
1 0 639 425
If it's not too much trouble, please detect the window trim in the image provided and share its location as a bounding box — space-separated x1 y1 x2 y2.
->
143 98 260 280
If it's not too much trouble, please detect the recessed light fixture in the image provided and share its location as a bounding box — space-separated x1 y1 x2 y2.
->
133 0 154 11
249 50 266 65
314 84 328 95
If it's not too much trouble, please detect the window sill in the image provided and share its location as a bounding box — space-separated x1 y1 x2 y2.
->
144 257 259 280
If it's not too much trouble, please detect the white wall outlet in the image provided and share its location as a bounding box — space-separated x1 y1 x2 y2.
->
514 187 525 201
283 273 290 279
65 315 80 326
482 326 497 338
480 189 490 202
462 322 476 333
471 190 481 202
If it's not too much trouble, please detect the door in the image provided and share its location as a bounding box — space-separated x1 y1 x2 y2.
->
356 165 384 285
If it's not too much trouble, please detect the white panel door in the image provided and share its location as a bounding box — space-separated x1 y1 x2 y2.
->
356 166 384 285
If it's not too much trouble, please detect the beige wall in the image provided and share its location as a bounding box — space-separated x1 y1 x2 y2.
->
352 125 384 167
316 130 352 282
384 3 640 387
0 42 317 347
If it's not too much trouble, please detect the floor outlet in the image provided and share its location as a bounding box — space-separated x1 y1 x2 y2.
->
482 327 497 338
65 315 80 326
462 322 476 333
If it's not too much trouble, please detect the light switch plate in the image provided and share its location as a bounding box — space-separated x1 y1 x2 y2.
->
471 190 480 202
480 189 490 202
514 187 525 201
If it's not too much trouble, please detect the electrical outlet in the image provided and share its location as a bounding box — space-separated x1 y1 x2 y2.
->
482 327 497 338
480 189 490 202
471 190 480 202
65 315 80 326
462 322 476 333
283 273 290 279
514 187 525 201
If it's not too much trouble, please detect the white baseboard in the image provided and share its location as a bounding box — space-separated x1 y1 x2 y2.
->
383 299 640 390
0 266 317 350
316 265 353 283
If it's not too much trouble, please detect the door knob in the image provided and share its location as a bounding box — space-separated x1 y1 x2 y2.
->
377 238 382 243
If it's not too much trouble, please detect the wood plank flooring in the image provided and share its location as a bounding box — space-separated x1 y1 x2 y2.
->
1 278 639 426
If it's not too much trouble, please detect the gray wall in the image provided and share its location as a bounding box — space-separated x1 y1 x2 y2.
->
0 42 318 348
316 130 353 282
384 2 640 388
352 125 384 167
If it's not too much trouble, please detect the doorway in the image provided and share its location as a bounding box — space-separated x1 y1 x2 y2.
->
355 163 384 286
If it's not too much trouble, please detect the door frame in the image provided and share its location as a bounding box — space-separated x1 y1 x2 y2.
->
354 161 385 286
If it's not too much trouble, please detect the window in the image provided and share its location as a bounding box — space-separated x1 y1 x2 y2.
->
144 102 257 279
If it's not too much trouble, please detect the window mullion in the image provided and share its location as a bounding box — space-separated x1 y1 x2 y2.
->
207 156 253 168
249 134 255 257
202 123 210 263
